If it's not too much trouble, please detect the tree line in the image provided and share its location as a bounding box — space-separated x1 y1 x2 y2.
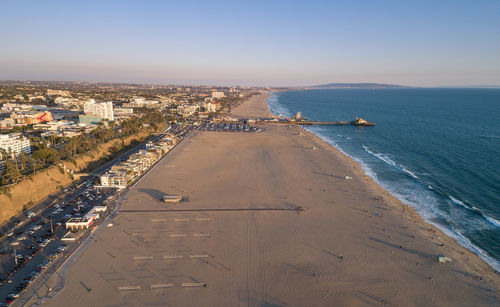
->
0 108 165 186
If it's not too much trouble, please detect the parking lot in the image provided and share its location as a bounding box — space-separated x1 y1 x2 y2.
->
193 122 261 133
0 122 187 306
0 183 118 305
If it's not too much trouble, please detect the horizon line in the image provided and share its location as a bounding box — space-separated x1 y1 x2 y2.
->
1 79 500 89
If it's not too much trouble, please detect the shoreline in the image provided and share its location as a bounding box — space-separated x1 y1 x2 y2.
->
265 89 500 274
239 90 500 282
257 90 500 285
265 89 500 273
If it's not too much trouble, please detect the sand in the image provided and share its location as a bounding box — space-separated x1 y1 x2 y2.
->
31 92 499 306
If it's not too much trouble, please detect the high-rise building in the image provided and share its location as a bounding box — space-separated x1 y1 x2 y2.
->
0 133 31 158
83 99 114 121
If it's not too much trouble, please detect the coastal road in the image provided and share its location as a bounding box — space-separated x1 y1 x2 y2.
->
1 122 187 305
0 123 173 238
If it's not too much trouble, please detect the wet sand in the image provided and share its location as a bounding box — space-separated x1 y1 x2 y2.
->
39 92 499 306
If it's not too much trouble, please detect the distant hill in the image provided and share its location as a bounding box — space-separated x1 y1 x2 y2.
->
311 83 407 89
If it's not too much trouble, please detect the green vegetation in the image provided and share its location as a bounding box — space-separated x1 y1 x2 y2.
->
0 108 166 186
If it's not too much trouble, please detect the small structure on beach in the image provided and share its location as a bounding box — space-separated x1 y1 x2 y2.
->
437 256 452 263
162 194 182 203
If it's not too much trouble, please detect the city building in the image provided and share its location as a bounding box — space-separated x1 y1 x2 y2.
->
28 95 47 102
204 102 219 113
99 171 129 188
0 133 31 158
83 99 114 121
133 98 159 107
0 106 53 128
98 135 177 189
0 118 15 129
83 206 106 220
113 107 134 116
211 91 225 99
65 218 94 230
79 114 103 125
33 120 67 131
35 120 97 138
54 97 86 108
176 104 199 116
1 103 47 113
121 98 159 109
47 89 71 97
49 108 80 121
13 111 53 125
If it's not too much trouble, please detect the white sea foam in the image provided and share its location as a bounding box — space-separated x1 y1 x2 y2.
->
339 136 500 270
401 167 419 179
362 145 396 167
362 145 420 179
449 196 469 210
319 133 500 270
266 93 291 118
484 215 500 228
448 196 500 228
447 225 500 272
309 128 350 157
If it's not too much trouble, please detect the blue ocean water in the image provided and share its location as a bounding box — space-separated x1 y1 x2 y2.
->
267 88 500 271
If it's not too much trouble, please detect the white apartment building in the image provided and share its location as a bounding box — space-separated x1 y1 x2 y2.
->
211 91 225 99
114 107 133 115
84 99 114 121
99 171 128 188
176 104 199 116
0 133 31 158
204 102 219 113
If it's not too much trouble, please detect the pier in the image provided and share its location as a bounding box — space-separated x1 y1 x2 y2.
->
262 117 375 127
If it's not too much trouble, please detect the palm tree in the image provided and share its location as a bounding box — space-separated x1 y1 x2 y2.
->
4 159 22 184
19 151 28 171
30 157 40 173
0 148 8 162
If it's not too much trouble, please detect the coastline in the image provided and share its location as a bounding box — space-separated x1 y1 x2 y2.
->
249 91 500 295
34 92 499 306
265 89 500 272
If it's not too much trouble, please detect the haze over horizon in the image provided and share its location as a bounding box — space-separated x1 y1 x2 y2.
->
1 0 499 87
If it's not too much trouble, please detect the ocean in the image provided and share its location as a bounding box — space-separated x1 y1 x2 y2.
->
267 88 500 271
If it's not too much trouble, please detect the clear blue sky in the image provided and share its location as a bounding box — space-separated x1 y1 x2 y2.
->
1 0 499 86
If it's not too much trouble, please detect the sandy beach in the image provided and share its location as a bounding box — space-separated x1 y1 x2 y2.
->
34 92 499 306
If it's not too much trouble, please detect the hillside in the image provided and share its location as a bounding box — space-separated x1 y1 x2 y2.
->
0 131 149 225
312 82 407 89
